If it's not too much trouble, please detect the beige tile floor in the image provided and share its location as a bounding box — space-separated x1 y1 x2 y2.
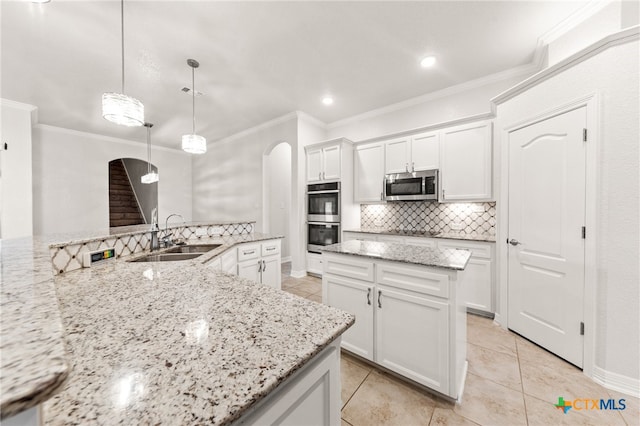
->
281 264 639 426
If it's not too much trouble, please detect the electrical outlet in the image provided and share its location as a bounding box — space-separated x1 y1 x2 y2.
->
471 204 485 213
450 222 463 230
374 220 382 227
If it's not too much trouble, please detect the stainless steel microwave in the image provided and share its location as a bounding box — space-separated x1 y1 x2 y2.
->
384 169 438 201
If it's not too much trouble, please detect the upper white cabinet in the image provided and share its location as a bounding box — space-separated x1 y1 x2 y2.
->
354 142 385 203
440 121 492 201
306 144 341 183
384 132 439 174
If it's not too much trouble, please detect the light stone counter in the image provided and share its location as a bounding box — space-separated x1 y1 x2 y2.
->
321 240 471 270
344 227 496 243
1 232 354 424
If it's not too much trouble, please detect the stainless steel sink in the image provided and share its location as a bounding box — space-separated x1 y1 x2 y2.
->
129 253 203 262
164 244 222 254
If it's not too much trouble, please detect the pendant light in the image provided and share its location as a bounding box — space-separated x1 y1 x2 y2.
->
141 123 159 184
102 0 144 127
181 59 207 154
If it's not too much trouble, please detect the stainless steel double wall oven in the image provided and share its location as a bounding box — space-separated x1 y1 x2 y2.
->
307 182 340 253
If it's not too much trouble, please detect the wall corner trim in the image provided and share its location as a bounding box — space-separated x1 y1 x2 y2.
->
1 98 38 112
592 365 640 398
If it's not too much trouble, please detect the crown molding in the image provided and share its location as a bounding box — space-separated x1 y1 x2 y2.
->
538 0 615 45
33 124 189 155
326 62 538 130
295 111 327 129
491 25 639 108
1 98 38 112
210 111 299 145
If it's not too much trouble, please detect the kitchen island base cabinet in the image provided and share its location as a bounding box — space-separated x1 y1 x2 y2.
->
322 253 467 399
235 339 342 426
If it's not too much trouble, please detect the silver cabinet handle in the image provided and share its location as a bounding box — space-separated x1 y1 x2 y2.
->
258 260 262 272
318 172 321 180
266 247 275 251
405 163 408 172
378 290 382 308
244 250 255 255
411 162 415 172
262 260 266 271
323 171 326 180
367 288 371 305
442 189 446 199
508 239 521 246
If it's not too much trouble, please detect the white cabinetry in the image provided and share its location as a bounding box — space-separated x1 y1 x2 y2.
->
354 142 385 203
441 121 492 201
322 253 466 398
438 239 494 313
236 239 282 289
384 131 439 174
306 144 341 183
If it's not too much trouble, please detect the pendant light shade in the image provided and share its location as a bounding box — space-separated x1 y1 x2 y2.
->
141 122 159 184
182 134 207 154
182 59 206 154
102 0 144 127
103 92 144 127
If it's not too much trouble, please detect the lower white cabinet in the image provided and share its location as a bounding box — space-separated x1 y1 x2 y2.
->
221 249 238 274
375 285 450 395
324 274 374 360
237 239 282 289
322 252 466 399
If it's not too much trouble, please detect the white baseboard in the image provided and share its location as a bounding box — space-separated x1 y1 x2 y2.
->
280 256 291 263
290 270 307 278
493 312 507 330
592 365 640 398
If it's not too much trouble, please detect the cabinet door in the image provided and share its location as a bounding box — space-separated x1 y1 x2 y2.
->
384 137 410 174
238 260 261 284
322 145 341 181
461 258 492 312
261 256 281 289
306 148 323 183
411 131 439 171
375 286 450 395
221 250 237 275
207 257 222 271
323 275 374 360
441 121 492 201
354 143 385 202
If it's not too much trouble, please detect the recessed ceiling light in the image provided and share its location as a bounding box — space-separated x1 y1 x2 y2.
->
322 96 334 106
420 56 436 68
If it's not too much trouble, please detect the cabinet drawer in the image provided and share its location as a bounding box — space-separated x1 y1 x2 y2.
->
377 261 449 299
323 254 375 282
238 243 260 261
261 239 281 257
438 240 492 259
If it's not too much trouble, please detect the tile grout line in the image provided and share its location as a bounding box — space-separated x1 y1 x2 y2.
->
341 369 373 415
515 336 530 426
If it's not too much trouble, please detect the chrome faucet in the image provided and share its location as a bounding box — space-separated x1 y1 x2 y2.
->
150 207 160 251
163 213 185 247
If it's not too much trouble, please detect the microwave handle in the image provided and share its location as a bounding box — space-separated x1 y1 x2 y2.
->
307 221 340 227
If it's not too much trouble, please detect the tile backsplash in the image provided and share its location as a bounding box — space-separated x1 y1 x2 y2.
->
361 202 496 235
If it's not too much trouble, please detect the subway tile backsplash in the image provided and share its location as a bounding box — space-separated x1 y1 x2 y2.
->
361 202 496 235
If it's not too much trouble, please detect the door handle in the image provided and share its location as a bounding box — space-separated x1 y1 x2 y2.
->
378 290 382 308
367 288 371 305
508 239 521 246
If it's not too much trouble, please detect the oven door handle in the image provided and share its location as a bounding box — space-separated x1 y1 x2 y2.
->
307 222 340 227
307 190 340 194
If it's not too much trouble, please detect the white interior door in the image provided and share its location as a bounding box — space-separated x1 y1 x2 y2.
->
507 107 586 367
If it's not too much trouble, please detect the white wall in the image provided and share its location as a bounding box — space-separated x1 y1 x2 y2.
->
264 143 291 259
326 75 527 142
191 116 298 235
32 125 192 235
0 100 35 238
496 39 639 385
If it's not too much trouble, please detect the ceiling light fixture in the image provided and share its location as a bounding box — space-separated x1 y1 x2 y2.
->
420 56 437 68
322 96 334 106
181 59 206 154
102 0 144 127
141 123 159 184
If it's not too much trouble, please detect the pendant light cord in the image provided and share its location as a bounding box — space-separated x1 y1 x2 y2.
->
121 0 125 94
192 65 196 134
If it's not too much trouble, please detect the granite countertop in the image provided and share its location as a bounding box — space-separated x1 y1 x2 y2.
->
321 240 472 270
1 232 354 424
343 227 496 243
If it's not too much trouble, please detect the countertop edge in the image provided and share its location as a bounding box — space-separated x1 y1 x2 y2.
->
320 248 468 271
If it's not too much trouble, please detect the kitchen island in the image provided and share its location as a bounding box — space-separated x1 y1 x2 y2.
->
1 226 354 425
321 240 471 400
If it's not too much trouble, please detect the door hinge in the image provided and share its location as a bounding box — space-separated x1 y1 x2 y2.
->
580 322 585 335
583 128 587 142
582 226 586 239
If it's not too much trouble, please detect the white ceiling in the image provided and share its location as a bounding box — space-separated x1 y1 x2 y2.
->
1 1 589 149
